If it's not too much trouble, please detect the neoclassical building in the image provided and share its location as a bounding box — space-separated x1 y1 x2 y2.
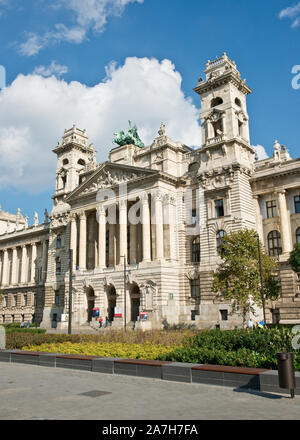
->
0 53 300 330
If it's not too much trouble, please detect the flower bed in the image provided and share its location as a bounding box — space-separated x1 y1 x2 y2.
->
22 341 175 360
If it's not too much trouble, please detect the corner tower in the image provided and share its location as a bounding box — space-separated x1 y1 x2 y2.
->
194 53 252 154
52 125 96 205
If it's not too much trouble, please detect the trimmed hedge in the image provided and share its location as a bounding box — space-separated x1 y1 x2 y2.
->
158 328 300 371
4 328 46 335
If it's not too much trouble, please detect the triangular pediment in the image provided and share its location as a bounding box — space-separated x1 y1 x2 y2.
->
66 162 158 202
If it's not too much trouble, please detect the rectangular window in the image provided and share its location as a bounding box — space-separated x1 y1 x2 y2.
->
190 278 200 298
24 294 27 306
266 200 277 218
33 294 37 307
13 296 17 307
215 199 224 218
294 196 300 214
54 291 59 306
192 209 197 225
220 309 228 321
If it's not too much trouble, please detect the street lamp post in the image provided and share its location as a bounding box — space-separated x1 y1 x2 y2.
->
68 248 73 335
121 255 127 330
257 233 267 327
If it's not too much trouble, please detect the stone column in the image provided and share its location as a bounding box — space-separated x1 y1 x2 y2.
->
154 191 164 261
41 240 48 282
70 213 77 270
20 245 27 284
253 195 264 244
141 194 151 262
277 190 293 254
129 224 136 265
109 224 116 267
11 247 18 285
79 211 87 270
2 249 9 286
119 199 127 263
167 195 176 261
31 242 37 283
98 205 106 268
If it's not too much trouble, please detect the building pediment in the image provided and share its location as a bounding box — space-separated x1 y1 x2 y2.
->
66 162 158 202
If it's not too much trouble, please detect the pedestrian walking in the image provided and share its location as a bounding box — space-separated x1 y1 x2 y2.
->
105 316 109 328
99 317 103 328
26 321 30 328
20 321 24 328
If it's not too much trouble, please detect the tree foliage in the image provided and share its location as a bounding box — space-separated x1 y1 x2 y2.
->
212 229 281 326
288 243 300 275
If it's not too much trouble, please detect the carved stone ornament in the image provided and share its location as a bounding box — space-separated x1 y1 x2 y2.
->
50 213 70 228
81 169 139 195
140 280 156 310
185 268 199 280
102 275 114 288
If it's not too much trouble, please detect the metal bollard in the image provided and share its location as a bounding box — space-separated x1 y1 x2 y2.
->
276 352 296 398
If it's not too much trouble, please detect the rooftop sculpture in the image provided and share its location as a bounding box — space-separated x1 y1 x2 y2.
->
113 120 145 149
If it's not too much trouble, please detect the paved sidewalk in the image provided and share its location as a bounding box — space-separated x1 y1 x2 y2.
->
0 363 299 420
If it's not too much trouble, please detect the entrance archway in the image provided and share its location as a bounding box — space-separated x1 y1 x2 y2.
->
86 286 95 322
107 285 116 323
130 283 141 322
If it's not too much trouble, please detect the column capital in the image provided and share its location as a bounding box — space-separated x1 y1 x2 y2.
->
153 190 163 202
141 193 149 205
276 189 286 196
253 194 260 200
78 210 86 220
70 212 77 221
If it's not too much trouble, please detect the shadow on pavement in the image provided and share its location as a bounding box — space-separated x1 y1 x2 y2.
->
233 387 286 400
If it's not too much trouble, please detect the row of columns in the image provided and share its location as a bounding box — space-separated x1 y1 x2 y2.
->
253 189 293 254
0 241 48 287
70 192 176 270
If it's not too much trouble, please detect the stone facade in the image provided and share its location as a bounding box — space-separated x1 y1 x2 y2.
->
0 53 300 330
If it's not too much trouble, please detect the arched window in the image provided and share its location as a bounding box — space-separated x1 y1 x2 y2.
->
268 231 282 256
296 228 300 244
211 97 223 108
216 230 226 255
235 98 242 107
78 159 85 166
191 237 200 262
56 235 62 249
56 257 61 275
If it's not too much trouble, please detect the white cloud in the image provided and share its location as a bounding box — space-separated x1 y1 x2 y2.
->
18 0 144 56
33 61 68 77
0 57 201 193
279 2 300 28
253 145 269 161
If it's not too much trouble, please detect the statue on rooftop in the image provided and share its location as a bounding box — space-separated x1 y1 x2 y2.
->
113 120 145 148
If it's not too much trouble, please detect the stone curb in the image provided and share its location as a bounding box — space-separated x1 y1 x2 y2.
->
1 350 299 395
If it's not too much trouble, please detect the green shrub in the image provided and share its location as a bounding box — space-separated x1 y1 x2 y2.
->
4 328 46 335
158 328 300 371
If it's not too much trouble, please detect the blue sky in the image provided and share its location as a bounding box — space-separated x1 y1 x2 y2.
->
0 0 299 224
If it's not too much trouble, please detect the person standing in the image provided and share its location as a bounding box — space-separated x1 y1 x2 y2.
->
247 318 254 329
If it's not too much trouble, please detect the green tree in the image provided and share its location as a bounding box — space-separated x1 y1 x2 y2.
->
212 229 281 327
288 243 300 275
